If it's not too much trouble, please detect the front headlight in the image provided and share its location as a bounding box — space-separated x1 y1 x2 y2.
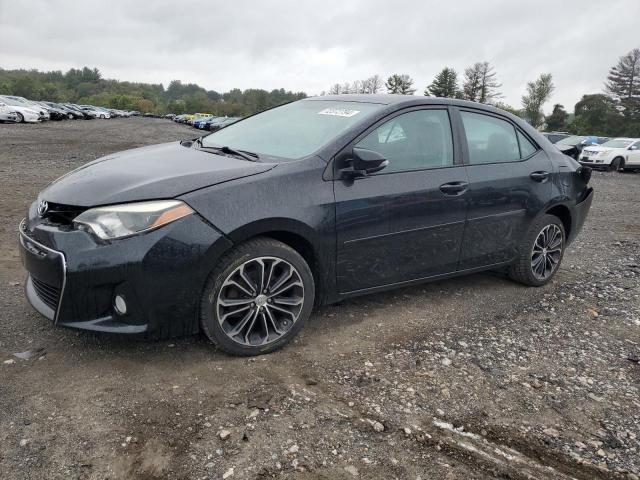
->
73 200 194 240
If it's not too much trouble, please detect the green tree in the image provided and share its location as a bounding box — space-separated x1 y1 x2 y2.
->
425 67 460 98
521 73 554 128
570 94 623 136
545 104 569 131
385 74 416 95
605 48 640 100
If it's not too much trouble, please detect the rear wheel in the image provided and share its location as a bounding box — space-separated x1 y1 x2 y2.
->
509 214 565 287
200 237 315 356
16 112 23 123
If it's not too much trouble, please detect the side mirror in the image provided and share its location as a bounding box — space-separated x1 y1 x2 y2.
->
342 148 388 179
629 145 638 151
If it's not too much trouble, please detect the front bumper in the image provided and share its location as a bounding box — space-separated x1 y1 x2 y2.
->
19 214 232 337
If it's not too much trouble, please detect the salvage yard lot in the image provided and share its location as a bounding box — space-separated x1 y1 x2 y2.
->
1 118 639 480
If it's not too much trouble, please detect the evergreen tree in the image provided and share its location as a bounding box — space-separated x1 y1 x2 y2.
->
605 48 640 99
385 74 416 95
425 68 460 98
521 73 554 128
545 104 569 131
463 62 502 103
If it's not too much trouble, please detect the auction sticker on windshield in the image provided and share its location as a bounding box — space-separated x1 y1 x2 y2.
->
317 108 360 117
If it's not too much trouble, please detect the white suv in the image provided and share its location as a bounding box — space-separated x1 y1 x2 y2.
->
579 138 640 171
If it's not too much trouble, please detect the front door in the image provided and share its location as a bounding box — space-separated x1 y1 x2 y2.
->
455 108 553 270
334 107 469 293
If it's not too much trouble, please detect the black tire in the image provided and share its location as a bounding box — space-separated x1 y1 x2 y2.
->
509 214 565 287
200 237 315 356
609 157 623 171
16 112 23 123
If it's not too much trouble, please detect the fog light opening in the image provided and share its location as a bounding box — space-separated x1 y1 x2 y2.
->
114 295 127 315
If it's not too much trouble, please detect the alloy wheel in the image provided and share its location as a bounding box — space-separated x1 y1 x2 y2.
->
216 256 304 347
531 224 563 281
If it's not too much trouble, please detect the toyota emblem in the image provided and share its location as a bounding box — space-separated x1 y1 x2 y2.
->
37 200 49 217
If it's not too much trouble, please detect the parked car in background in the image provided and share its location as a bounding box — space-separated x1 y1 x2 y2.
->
187 113 212 125
19 95 593 356
207 116 241 132
63 104 94 119
542 132 570 144
2 95 49 121
0 101 20 123
42 102 81 119
0 96 41 123
579 138 640 171
34 101 68 121
555 135 608 160
80 105 110 119
193 115 219 129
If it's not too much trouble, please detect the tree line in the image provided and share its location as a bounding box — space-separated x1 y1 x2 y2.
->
0 67 306 117
324 47 640 137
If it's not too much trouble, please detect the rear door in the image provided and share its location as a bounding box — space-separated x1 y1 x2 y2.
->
333 106 469 293
454 108 553 270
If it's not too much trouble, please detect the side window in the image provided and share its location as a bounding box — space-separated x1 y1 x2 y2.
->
355 109 454 173
460 111 520 164
517 130 537 158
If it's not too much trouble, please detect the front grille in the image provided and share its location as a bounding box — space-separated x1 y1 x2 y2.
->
31 277 61 311
40 202 87 226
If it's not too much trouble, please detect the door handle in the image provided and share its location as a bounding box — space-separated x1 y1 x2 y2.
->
439 181 469 196
530 171 549 182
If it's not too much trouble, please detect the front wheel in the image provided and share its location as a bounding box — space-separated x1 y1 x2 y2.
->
609 157 623 171
200 237 315 356
16 112 24 123
509 214 565 287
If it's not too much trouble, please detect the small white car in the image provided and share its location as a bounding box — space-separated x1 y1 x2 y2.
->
579 138 640 171
0 97 41 123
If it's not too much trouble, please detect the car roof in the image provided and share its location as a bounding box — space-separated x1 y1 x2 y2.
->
305 94 520 117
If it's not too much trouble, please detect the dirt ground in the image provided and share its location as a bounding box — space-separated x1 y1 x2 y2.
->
0 118 639 480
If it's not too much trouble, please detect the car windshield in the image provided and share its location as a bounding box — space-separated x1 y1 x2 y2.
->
557 135 585 145
201 100 383 160
601 139 634 148
0 97 24 107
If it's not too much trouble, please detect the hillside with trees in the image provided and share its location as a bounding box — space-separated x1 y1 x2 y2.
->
0 67 306 116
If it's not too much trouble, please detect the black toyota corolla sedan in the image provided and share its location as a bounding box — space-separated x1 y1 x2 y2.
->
19 95 593 355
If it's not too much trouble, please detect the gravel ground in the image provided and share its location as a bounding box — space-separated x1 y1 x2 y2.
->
1 118 639 480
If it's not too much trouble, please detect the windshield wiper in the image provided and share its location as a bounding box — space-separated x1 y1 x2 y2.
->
203 145 260 162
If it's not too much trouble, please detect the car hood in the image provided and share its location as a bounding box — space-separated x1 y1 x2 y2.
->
40 142 276 206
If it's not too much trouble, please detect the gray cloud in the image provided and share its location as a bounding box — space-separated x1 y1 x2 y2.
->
1 0 638 111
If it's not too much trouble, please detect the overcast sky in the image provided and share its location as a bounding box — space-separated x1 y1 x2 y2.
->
1 0 638 112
